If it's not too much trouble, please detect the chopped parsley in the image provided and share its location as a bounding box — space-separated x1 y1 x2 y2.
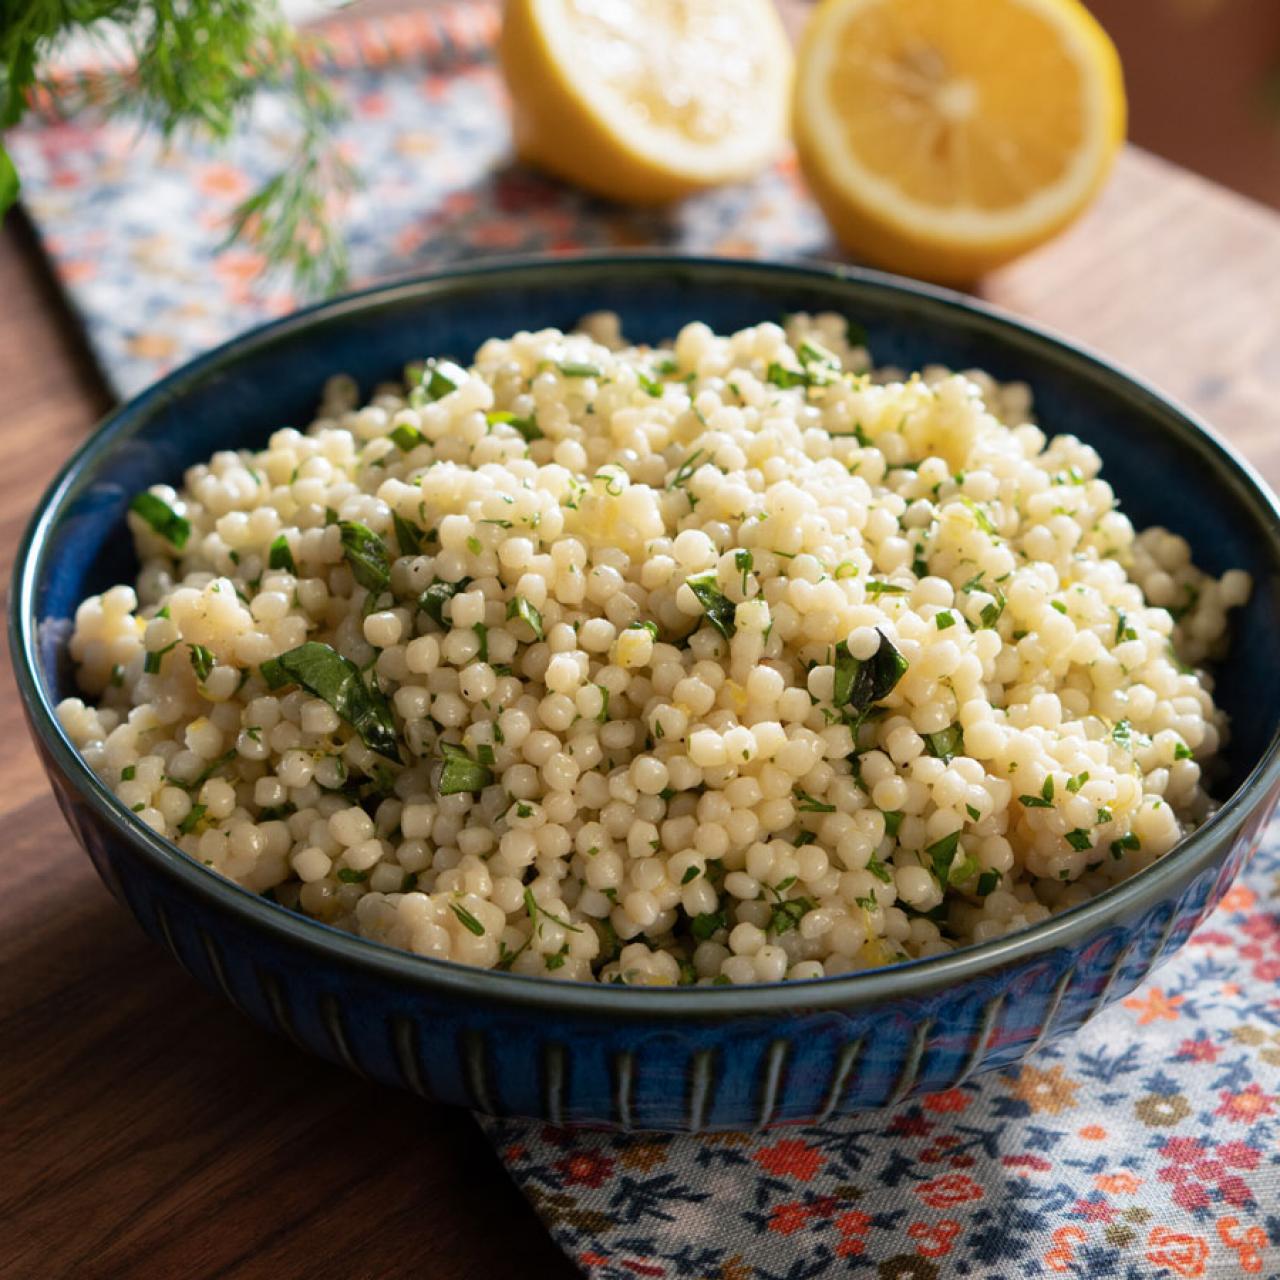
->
268 534 296 574
439 742 493 795
686 572 736 640
129 492 191 549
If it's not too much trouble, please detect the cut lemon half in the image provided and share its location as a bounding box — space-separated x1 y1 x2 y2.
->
500 0 793 204
794 0 1125 282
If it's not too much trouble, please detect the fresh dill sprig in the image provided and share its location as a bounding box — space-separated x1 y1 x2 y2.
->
1 0 355 296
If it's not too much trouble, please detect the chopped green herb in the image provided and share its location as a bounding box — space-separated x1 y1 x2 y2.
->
338 521 391 596
866 856 893 884
392 512 423 557
950 855 979 885
1066 771 1089 793
420 357 466 401
1096 808 1114 824
439 741 492 795
768 896 815 935
1110 833 1141 859
958 496 998 536
926 831 962 884
691 910 726 941
178 804 207 835
1065 829 1094 852
418 577 472 628
143 641 178 674
668 449 705 491
865 581 909 597
337 867 369 884
472 622 488 662
267 533 296 574
1020 775 1056 808
798 338 840 369
686 571 736 640
449 902 486 936
121 765 137 781
831 629 909 721
1050 600 1068 615
522 888 582 934
924 724 964 763
556 361 602 378
935 610 956 630
975 870 1000 896
1112 719 1133 749
1114 609 1138 645
486 409 543 442
878 810 903 839
265 641 402 762
466 535 482 556
188 644 216 683
129 492 191 549
506 596 544 641
636 370 663 397
596 684 610 723
734 549 754 595
793 789 836 813
966 804 981 822
390 423 424 451
1174 741 1194 760
979 587 1007 629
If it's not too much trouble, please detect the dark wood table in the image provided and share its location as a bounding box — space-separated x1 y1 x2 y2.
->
4 148 1280 1279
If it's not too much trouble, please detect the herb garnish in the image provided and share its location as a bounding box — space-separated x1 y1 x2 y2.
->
268 533 296 573
506 596 544 641
438 742 492 795
449 902 486 936
923 724 964 762
418 578 472 628
686 572 736 640
188 644 216 683
259 641 401 762
130 493 190 549
487 410 543 442
831 629 909 720
338 521 391 596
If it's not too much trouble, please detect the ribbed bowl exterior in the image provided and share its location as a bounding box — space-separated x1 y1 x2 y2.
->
42 738 1279 1130
16 257 1280 1131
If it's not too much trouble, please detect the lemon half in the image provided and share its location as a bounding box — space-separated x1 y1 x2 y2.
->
500 0 794 204
794 0 1126 282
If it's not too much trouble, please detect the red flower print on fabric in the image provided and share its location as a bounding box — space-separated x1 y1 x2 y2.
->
752 1138 825 1182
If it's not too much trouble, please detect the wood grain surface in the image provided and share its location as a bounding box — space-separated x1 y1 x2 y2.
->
4 148 1280 1280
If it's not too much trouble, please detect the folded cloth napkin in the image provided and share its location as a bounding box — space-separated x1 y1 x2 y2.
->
11 8 1279 1277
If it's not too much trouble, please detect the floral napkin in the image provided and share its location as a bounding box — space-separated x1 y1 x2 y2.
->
10 6 1280 1276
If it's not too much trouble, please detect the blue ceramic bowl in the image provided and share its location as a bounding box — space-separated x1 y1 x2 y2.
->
14 255 1280 1131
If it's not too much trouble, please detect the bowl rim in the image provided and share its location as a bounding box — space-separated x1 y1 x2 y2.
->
13 250 1280 1018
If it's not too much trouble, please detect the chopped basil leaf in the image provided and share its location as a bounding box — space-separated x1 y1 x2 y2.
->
686 571 736 640
486 410 543 442
691 910 726 941
121 765 136 781
923 724 964 762
130 492 191 549
882 810 904 838
975 870 1000 896
866 856 893 884
449 902 486 936
421 357 466 401
1066 771 1089 793
966 804 981 822
1065 829 1093 852
267 641 402 762
1110 833 1141 858
338 521 392 596
926 831 961 884
418 577 472 628
681 865 701 885
506 595 544 640
832 629 909 717
1020 775 1055 808
390 423 424 452
268 534 296 574
439 741 492 794
768 896 814 935
392 512 423 557
935 610 956 630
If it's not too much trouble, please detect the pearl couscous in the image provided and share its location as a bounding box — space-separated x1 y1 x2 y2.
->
57 315 1250 985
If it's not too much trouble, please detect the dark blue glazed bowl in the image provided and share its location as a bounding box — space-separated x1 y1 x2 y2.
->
14 255 1280 1131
